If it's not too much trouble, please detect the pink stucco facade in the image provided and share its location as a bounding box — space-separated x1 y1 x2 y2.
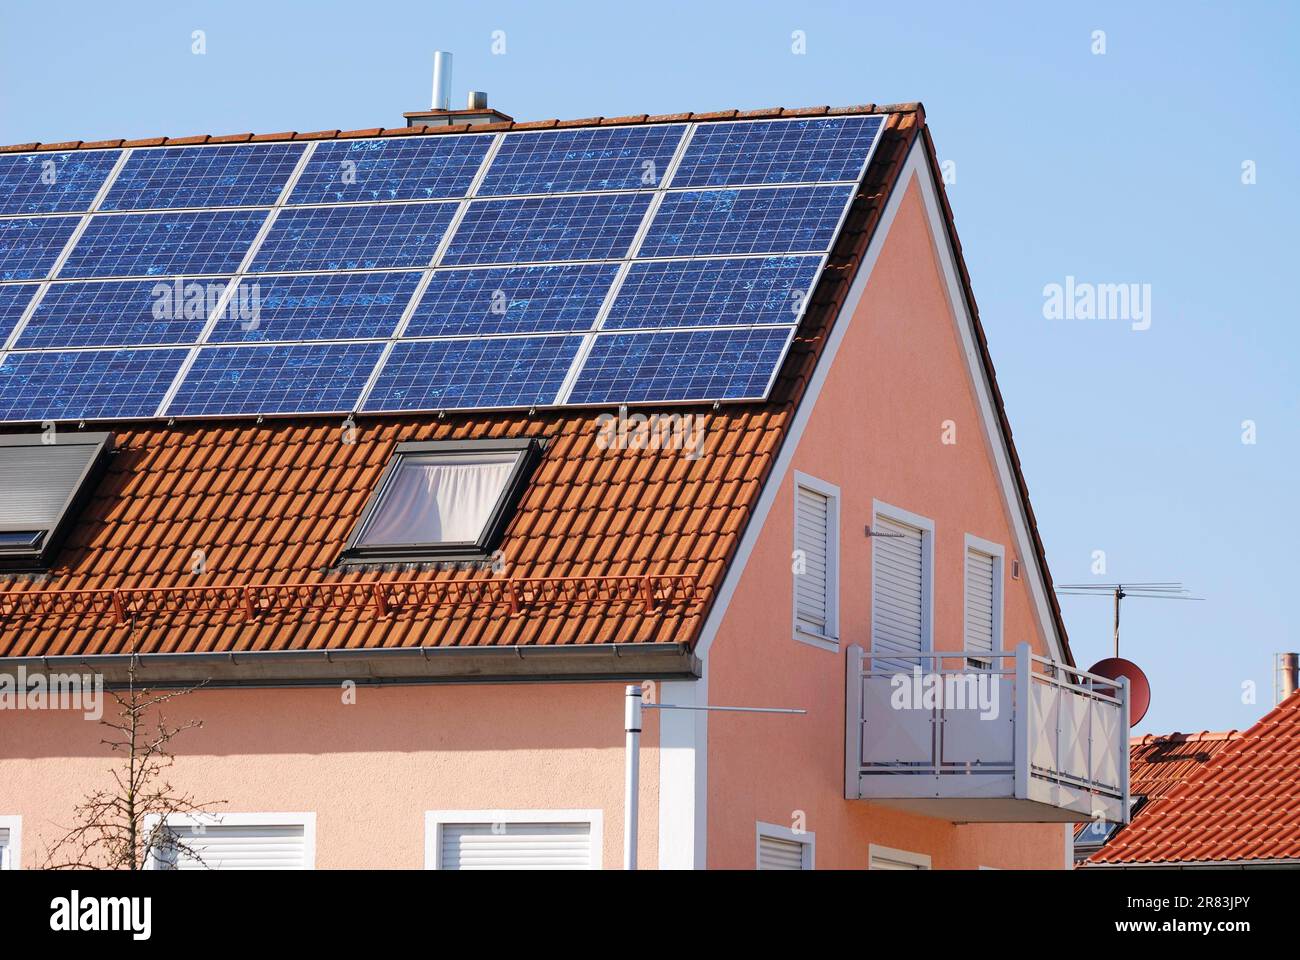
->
0 157 1069 870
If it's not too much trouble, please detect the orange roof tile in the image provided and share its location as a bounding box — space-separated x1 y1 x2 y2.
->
1089 697 1300 865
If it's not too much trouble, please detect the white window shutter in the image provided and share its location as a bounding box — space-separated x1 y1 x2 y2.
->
795 484 833 637
440 822 593 870
872 514 925 662
0 828 9 870
965 548 997 659
161 824 307 870
757 834 807 870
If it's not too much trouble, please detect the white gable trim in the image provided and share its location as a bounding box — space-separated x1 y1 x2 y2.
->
910 147 1066 663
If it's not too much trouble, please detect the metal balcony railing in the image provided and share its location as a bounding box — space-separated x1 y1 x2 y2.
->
845 643 1130 824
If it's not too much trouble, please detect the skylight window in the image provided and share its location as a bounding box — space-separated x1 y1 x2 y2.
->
0 432 113 570
341 438 541 564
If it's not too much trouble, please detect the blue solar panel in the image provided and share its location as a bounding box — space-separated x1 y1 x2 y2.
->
101 143 307 211
567 327 793 404
673 115 884 187
443 193 650 266
604 256 821 329
205 271 420 343
290 136 492 205
251 203 457 273
15 279 214 348
167 342 385 416
0 348 187 421
639 186 852 258
480 125 687 195
61 210 266 279
364 336 580 411
0 150 122 215
404 264 618 338
0 283 39 344
0 216 80 280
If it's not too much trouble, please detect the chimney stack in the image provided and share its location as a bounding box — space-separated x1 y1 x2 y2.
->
1279 652 1299 703
404 52 513 128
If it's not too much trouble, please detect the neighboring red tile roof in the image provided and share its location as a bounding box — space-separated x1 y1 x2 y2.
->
1128 730 1242 802
0 104 1070 666
1089 696 1300 865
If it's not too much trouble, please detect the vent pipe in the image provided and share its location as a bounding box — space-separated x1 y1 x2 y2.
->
431 51 452 111
467 91 488 110
1279 652 1299 703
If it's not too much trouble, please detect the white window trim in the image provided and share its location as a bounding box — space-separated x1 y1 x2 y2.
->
755 820 815 869
870 499 935 655
792 471 840 651
0 815 22 870
143 811 317 869
963 533 1005 666
869 843 932 869
424 808 604 870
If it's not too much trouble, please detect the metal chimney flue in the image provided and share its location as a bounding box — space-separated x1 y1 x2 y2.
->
468 91 488 110
1279 652 1299 703
432 51 452 111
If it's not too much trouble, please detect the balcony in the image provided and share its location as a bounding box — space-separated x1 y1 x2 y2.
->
844 644 1129 823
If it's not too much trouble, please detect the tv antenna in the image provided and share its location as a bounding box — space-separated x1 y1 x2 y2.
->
1054 582 1202 657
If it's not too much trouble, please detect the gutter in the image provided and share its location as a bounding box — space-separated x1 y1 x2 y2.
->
2 642 700 690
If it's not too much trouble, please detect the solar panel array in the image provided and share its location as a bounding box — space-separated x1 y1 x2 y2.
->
0 114 884 422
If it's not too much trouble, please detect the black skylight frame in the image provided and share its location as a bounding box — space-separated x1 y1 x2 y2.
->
0 431 113 571
338 437 542 565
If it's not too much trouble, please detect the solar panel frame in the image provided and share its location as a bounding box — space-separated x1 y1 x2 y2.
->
249 201 459 273
14 278 219 349
100 142 308 212
564 326 797 405
402 263 620 338
0 283 40 347
0 150 124 215
0 216 83 281
204 270 422 345
441 192 653 266
59 209 268 279
671 114 885 188
362 334 583 413
478 124 688 196
0 347 190 422
289 135 495 205
165 341 387 417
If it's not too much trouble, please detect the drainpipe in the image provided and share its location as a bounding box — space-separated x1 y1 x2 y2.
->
624 685 642 870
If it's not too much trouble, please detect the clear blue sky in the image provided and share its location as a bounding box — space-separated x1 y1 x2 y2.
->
2 1 1295 734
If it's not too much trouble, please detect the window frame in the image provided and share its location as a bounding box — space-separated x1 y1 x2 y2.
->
963 534 1005 669
0 432 112 571
755 820 815 870
424 808 603 870
792 471 840 651
870 499 935 659
143 811 317 870
0 815 22 870
339 437 542 565
868 842 931 870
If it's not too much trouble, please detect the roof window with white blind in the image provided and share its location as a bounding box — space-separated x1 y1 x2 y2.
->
793 472 839 650
0 432 112 571
340 437 542 565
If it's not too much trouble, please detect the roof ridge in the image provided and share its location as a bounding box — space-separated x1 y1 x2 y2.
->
0 103 924 154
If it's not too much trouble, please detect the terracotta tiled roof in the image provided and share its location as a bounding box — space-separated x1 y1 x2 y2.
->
0 103 1069 665
1089 696 1300 865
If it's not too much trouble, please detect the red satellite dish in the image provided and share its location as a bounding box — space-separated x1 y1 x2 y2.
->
1087 658 1151 727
